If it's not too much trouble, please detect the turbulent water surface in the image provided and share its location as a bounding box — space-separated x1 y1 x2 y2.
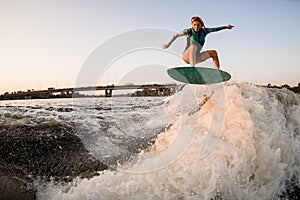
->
0 82 299 199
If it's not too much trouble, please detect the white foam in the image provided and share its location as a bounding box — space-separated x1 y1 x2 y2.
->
38 83 300 199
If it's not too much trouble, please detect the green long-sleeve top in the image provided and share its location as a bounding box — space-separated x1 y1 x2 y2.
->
168 26 227 52
183 26 227 51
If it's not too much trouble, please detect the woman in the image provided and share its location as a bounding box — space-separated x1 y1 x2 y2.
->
162 16 234 69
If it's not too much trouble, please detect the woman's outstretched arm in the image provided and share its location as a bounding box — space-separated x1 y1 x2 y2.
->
162 31 185 49
206 24 234 33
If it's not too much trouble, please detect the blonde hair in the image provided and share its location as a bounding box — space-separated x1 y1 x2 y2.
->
191 16 205 27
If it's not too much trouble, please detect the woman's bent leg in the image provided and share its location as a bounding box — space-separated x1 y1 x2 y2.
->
189 45 197 67
182 44 197 67
196 50 220 69
207 50 220 69
183 48 220 69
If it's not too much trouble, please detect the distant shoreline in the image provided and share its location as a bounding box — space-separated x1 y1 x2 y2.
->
0 83 299 101
262 83 300 94
0 84 176 101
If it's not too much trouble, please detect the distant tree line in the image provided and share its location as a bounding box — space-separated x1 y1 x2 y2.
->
266 83 300 94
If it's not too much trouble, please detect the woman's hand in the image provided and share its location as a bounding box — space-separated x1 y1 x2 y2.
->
162 43 170 49
227 24 234 29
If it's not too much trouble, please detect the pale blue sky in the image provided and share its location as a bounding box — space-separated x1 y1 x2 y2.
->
1 0 300 94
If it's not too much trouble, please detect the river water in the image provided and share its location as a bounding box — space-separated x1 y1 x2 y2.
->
0 82 299 199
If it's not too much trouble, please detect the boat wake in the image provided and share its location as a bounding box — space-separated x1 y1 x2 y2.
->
38 82 300 199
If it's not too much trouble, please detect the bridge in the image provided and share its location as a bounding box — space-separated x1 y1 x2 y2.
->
0 83 179 100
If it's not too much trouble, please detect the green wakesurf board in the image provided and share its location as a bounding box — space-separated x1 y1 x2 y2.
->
167 67 231 84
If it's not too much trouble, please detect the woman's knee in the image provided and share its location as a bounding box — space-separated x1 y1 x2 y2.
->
182 57 189 64
207 50 218 58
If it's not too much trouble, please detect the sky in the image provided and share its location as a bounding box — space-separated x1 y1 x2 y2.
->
1 0 300 94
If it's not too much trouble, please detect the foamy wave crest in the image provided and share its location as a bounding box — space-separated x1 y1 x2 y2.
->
40 82 300 199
